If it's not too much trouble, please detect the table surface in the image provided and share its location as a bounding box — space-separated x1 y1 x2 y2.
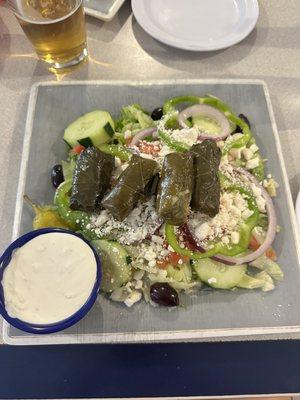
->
0 0 300 396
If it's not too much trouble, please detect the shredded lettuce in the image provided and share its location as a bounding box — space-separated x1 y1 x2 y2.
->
116 104 154 134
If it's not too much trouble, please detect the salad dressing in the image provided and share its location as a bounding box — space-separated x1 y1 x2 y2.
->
2 232 97 324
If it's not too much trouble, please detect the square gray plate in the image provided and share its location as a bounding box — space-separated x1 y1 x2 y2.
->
84 0 125 21
3 79 300 345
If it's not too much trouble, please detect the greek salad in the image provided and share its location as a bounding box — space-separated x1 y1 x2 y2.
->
26 94 283 308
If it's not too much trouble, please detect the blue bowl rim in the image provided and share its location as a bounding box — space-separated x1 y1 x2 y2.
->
0 228 101 334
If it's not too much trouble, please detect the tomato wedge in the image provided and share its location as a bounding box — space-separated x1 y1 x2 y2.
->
157 252 189 269
72 144 85 155
249 235 277 261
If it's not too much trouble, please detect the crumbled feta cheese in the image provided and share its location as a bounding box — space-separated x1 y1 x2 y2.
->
217 140 225 149
229 148 242 159
152 235 164 245
256 196 266 213
242 148 253 161
133 270 145 281
221 236 230 244
145 248 156 262
242 209 253 220
114 157 122 168
124 291 142 307
250 183 262 197
229 205 242 218
191 190 249 246
134 280 143 290
249 144 259 153
90 198 162 245
178 259 183 265
170 127 198 147
148 260 157 268
246 157 260 170
110 287 127 302
231 231 240 244
208 277 217 284
194 222 212 241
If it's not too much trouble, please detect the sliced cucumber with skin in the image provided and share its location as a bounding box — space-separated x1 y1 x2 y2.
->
192 114 236 135
193 258 247 289
238 272 275 292
250 255 284 281
192 115 221 135
64 110 115 148
92 239 132 292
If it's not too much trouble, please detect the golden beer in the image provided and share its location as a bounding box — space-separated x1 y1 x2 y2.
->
15 0 87 68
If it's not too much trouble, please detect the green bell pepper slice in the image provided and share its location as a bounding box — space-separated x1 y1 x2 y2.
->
55 180 106 240
163 95 233 115
97 143 131 161
161 95 252 153
157 129 189 152
54 180 91 229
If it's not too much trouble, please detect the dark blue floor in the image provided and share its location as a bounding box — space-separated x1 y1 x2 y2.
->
0 340 300 398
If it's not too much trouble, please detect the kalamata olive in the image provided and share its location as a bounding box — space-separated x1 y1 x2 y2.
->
150 282 179 307
234 113 251 133
51 164 64 188
151 107 163 121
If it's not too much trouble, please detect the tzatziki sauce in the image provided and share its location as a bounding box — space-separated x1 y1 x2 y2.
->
2 232 97 324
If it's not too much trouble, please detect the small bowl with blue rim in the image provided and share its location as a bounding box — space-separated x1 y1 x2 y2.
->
0 228 101 334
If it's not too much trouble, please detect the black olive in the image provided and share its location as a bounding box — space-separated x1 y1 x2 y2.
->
234 113 251 133
150 282 179 307
151 107 163 121
51 164 64 188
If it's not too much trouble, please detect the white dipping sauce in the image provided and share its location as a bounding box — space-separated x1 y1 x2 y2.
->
2 232 97 324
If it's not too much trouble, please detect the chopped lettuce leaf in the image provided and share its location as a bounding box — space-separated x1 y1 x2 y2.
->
116 104 154 134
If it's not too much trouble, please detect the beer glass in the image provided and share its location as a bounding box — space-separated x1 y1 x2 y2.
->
12 0 88 68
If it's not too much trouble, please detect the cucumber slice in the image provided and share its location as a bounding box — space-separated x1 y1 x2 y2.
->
193 258 246 289
192 115 221 135
250 255 283 281
192 114 236 134
237 274 265 289
238 272 275 292
64 110 115 148
92 240 132 292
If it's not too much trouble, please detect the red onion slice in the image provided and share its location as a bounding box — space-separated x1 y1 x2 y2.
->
178 104 231 141
129 127 157 147
183 168 277 265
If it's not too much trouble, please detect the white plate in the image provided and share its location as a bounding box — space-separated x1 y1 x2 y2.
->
84 0 125 21
131 0 259 51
